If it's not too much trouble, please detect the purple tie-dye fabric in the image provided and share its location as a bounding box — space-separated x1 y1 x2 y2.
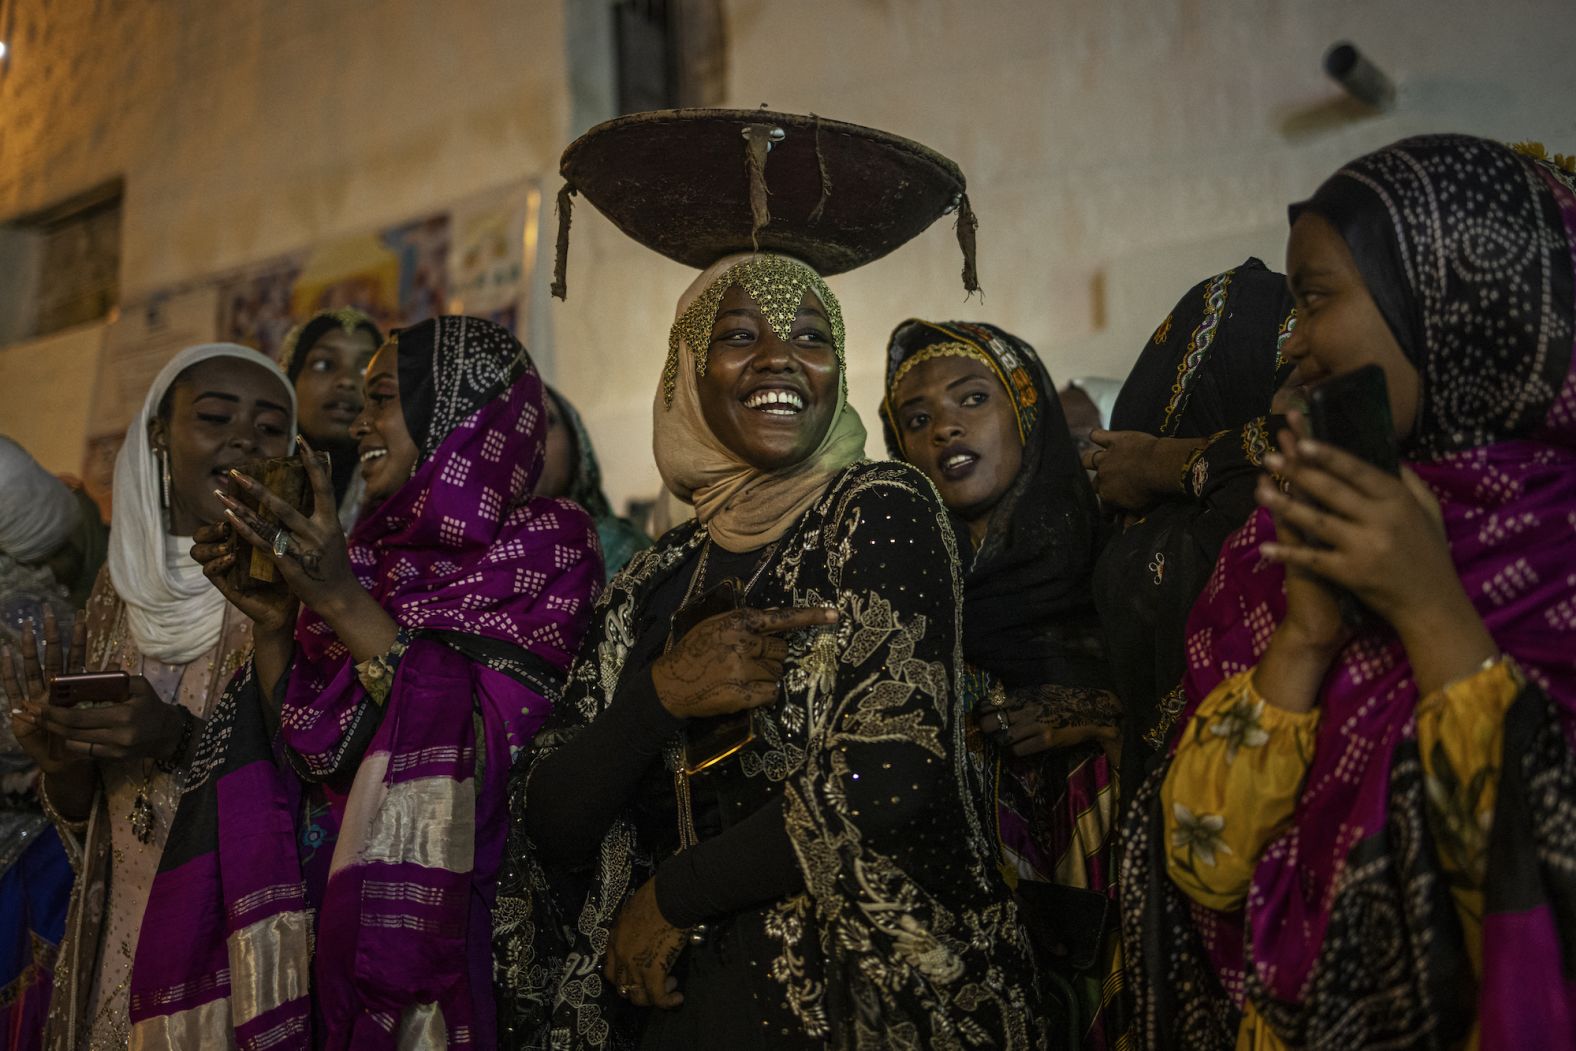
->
129 319 600 1049
279 321 600 1047
1168 142 1576 1045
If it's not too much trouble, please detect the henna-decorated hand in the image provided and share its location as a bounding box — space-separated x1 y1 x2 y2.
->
976 684 1123 757
189 521 299 635
216 438 364 621
605 878 687 1009
3 607 88 777
651 606 837 720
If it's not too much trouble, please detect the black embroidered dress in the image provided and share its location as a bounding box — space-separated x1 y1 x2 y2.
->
495 461 1042 1050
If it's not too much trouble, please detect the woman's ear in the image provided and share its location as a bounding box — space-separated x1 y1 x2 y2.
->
147 415 168 454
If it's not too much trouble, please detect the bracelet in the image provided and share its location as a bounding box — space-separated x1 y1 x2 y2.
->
355 630 411 705
156 706 198 774
1437 652 1510 698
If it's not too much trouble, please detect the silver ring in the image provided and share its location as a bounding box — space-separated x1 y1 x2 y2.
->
618 984 632 997
272 528 291 558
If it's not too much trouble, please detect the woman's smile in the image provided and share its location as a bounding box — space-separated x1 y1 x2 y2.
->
697 284 839 472
741 383 808 416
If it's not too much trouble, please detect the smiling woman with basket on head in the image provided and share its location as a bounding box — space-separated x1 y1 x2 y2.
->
494 109 1045 1050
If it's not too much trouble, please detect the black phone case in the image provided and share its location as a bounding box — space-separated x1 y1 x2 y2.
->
1307 364 1400 476
1306 365 1401 625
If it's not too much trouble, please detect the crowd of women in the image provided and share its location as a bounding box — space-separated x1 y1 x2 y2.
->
1 127 1574 1051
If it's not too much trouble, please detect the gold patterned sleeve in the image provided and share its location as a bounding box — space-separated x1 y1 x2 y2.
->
1161 669 1320 911
1414 657 1521 941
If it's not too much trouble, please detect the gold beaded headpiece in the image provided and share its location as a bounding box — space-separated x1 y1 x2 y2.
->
663 255 846 406
278 306 381 377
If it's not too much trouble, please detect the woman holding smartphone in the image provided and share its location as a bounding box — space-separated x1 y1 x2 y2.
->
1124 136 1576 1048
3 343 296 1050
137 318 600 1049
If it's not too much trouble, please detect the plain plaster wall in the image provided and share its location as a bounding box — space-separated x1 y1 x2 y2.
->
545 0 1576 509
3 0 1576 513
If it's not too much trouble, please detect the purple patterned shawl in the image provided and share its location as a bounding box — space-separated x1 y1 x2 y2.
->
1164 138 1576 1046
129 317 601 1050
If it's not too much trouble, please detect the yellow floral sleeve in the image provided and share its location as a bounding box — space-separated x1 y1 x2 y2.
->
1415 656 1522 971
1161 670 1321 911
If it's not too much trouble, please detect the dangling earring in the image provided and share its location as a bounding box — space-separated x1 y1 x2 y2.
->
159 448 172 509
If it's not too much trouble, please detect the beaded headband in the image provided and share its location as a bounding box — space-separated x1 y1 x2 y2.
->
888 341 994 390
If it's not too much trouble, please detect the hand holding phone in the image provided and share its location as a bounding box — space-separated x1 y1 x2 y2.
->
48 671 131 707
225 451 331 594
1306 364 1400 476
3 606 90 776
1300 365 1403 625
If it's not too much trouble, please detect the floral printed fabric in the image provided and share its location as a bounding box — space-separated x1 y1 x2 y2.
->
1155 659 1532 1051
1160 670 1318 912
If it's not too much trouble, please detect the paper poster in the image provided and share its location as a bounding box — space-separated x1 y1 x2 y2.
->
448 186 539 335
290 232 404 332
215 259 303 360
382 213 452 326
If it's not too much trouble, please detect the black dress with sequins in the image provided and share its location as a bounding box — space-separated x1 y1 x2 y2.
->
494 461 1046 1050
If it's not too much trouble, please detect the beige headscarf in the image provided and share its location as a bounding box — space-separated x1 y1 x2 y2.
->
653 252 867 552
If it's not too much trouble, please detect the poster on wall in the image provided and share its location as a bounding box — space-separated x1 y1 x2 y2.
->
216 259 304 360
383 214 451 326
83 285 222 517
448 185 539 336
290 232 405 333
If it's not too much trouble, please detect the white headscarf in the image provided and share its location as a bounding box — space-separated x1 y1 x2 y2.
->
653 253 868 553
108 343 296 665
0 435 81 563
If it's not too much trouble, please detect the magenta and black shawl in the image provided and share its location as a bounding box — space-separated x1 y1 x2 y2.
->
1123 136 1576 1049
129 317 602 1049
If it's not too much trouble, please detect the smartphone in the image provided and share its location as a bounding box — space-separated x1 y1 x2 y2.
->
1307 364 1400 476
49 671 131 707
225 451 331 594
1305 364 1401 626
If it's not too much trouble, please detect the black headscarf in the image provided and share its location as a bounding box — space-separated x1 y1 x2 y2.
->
1109 257 1295 439
392 316 528 463
545 385 652 581
1291 133 1574 458
1092 259 1295 783
882 319 1108 689
545 386 614 519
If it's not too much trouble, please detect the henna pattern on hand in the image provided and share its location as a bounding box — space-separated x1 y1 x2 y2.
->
290 547 327 581
1003 684 1123 729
